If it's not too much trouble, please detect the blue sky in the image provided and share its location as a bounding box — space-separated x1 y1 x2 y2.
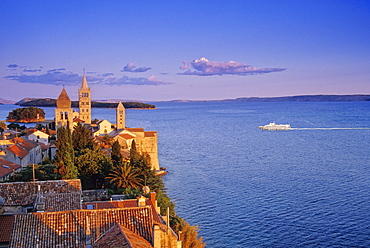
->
1 0 369 101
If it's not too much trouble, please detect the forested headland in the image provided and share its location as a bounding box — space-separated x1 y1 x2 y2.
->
15 98 156 109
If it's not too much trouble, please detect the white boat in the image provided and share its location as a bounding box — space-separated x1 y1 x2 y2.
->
259 122 291 130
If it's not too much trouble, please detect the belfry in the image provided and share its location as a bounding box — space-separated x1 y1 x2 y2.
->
78 72 91 124
54 87 73 130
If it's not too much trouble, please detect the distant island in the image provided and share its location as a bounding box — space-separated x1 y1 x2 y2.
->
1 95 370 106
15 98 156 109
167 94 370 103
221 95 370 102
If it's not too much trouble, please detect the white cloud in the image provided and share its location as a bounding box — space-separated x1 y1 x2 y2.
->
179 57 286 76
121 63 151 73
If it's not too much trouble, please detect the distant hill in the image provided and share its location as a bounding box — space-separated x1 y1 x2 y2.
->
15 98 156 109
221 95 370 102
0 98 16 104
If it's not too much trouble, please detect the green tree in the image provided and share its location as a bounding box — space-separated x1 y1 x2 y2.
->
101 135 113 147
72 122 97 154
180 220 206 248
7 123 26 130
128 141 164 192
55 126 78 179
111 140 123 166
7 107 45 121
75 148 112 189
11 164 61 182
0 121 5 135
106 161 143 189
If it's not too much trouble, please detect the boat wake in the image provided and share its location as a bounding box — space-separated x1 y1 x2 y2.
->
291 127 370 130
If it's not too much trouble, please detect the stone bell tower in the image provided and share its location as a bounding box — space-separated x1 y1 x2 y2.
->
116 101 125 130
78 71 91 124
55 87 74 130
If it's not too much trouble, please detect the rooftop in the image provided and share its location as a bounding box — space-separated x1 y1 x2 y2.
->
0 179 81 209
0 158 21 179
10 207 154 247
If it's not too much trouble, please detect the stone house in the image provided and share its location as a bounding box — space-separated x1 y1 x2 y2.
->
0 158 21 182
2 137 43 167
24 129 50 145
92 119 114 136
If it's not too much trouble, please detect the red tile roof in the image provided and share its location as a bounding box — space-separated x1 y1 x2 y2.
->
0 179 81 210
82 199 164 225
0 158 21 179
144 131 157 137
6 144 28 158
12 137 37 151
94 223 153 248
39 143 49 151
10 207 154 247
0 215 14 243
73 117 84 122
119 133 136 139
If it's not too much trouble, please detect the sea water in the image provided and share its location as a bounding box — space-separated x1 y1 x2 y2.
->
1 101 370 247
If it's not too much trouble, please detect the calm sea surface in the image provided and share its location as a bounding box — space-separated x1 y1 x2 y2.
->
1 101 370 247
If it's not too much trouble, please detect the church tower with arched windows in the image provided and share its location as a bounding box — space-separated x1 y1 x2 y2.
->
55 88 74 130
78 73 91 124
116 101 125 130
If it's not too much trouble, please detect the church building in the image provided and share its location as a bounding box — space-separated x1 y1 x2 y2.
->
54 72 159 170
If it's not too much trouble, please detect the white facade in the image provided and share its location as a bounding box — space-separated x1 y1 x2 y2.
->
27 130 50 145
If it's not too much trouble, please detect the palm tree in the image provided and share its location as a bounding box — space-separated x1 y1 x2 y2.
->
106 162 144 189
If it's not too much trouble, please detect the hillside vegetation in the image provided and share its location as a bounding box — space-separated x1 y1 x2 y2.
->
16 98 156 109
7 107 45 122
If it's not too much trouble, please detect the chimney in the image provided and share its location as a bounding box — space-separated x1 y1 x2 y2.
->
152 224 161 248
137 195 146 207
150 192 156 207
150 192 161 213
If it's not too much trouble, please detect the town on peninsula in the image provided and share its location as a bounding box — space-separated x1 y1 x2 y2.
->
0 75 205 248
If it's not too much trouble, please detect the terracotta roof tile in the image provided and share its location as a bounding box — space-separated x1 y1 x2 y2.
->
73 117 84 123
10 207 154 247
0 215 14 243
43 193 82 212
0 179 81 209
82 199 163 225
12 137 37 151
94 223 153 248
39 143 49 150
6 144 28 158
119 133 135 139
0 158 21 179
144 131 157 137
